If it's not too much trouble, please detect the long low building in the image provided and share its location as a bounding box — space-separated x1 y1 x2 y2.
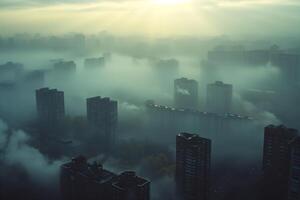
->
145 102 253 142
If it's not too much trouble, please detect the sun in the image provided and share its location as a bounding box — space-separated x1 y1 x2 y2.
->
153 0 190 5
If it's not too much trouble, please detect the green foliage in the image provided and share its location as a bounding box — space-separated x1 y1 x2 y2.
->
112 139 175 179
142 153 175 179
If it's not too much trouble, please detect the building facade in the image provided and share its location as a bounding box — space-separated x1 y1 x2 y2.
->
174 78 199 110
206 81 233 114
84 57 105 69
53 61 76 73
112 171 150 200
176 133 211 200
262 125 298 200
36 87 65 126
86 96 118 150
288 137 300 200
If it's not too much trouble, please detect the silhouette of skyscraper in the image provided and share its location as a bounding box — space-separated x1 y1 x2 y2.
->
174 78 199 110
53 61 76 73
206 81 232 114
36 87 65 126
288 136 300 200
176 132 211 200
86 96 118 150
262 125 298 200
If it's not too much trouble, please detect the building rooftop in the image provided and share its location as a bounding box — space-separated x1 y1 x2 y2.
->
146 102 252 120
265 125 298 144
0 62 24 71
266 124 298 133
208 81 232 88
112 171 149 190
177 132 211 144
61 156 116 184
87 96 117 104
175 77 198 84
36 87 63 94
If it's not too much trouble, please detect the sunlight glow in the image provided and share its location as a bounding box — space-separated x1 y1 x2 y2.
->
153 0 190 5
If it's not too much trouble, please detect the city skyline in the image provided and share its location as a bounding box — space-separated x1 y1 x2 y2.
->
0 1 300 199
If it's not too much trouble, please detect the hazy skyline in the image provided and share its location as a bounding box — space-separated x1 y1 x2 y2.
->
0 0 299 38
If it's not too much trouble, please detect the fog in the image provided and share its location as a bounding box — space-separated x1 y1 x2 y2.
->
0 119 63 200
0 32 299 200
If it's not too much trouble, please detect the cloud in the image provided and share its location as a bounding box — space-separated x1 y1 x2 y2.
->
202 0 300 6
0 119 64 185
176 86 190 95
0 0 300 37
0 0 135 8
1 0 300 8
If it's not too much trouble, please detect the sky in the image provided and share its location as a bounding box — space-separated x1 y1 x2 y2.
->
0 0 299 37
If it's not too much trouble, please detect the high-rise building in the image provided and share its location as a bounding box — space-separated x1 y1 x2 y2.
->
262 125 298 200
112 171 150 200
36 88 66 156
36 87 65 125
60 156 149 200
60 156 117 200
174 78 199 110
176 132 211 200
145 102 252 143
288 136 300 200
206 81 233 114
271 53 300 85
86 96 118 150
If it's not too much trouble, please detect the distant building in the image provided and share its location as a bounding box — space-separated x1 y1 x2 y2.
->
145 102 252 142
207 46 270 66
53 61 76 73
155 59 179 70
36 87 65 126
262 125 298 200
22 70 45 89
84 57 105 69
112 171 150 200
207 47 300 86
288 137 300 200
240 88 276 111
86 97 118 150
176 133 211 200
72 34 86 51
245 50 270 65
60 156 149 200
207 45 246 65
150 58 180 92
174 78 199 110
271 53 300 85
0 62 24 83
206 81 233 114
